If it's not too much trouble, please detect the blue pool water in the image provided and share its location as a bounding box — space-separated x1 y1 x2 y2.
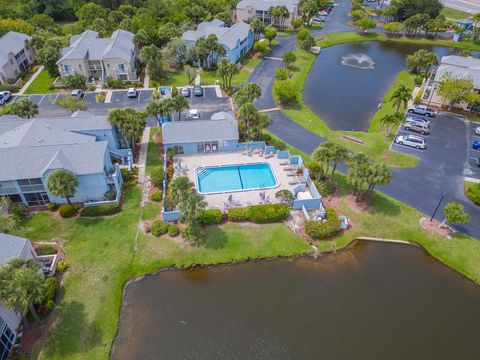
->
197 163 277 193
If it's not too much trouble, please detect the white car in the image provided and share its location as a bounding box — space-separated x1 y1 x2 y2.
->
395 134 427 149
127 87 137 98
188 109 200 119
0 91 11 105
475 126 480 135
70 89 85 98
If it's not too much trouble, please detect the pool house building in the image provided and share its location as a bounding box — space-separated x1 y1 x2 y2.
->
160 111 325 221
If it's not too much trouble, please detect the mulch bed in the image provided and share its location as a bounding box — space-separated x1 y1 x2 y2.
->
419 217 452 239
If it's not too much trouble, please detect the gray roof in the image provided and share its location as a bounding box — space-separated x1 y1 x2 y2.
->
0 233 29 265
0 31 31 67
162 113 239 144
58 29 135 63
182 20 252 50
0 141 108 181
435 55 480 89
0 112 111 132
236 0 298 12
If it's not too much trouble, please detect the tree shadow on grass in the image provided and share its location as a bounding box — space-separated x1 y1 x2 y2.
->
200 226 228 250
38 300 103 359
373 193 401 216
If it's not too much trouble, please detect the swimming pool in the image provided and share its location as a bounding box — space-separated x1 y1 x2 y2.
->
196 163 278 194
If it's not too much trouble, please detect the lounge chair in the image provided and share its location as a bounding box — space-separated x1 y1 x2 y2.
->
286 172 295 177
279 160 289 166
288 179 299 185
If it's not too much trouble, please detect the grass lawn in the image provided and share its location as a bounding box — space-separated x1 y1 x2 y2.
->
24 69 57 95
22 187 310 360
277 47 418 168
146 127 162 172
441 7 472 20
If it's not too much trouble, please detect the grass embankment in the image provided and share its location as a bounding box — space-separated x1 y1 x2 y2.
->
279 47 418 168
24 188 310 360
23 69 56 95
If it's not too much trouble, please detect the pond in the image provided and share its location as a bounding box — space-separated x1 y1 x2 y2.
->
112 242 480 360
303 42 459 131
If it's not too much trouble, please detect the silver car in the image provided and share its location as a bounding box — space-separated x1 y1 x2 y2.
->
405 115 431 126
395 134 427 149
0 91 11 105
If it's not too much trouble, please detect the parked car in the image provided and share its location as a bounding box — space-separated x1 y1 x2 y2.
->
473 140 480 150
403 121 430 134
188 109 200 119
127 87 137 98
194 85 203 96
70 89 85 99
395 134 427 149
405 115 431 126
0 91 11 105
318 10 328 16
180 87 190 97
407 105 436 117
475 126 480 135
313 16 326 23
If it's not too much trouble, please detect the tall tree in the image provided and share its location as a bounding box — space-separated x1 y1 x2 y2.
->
390 84 412 111
0 258 47 326
437 72 479 110
250 18 265 41
171 95 189 121
233 82 262 107
380 112 403 137
139 45 165 83
441 202 470 228
347 152 369 195
46 169 78 204
179 192 207 226
406 49 438 74
264 28 277 44
7 98 39 119
108 108 146 156
283 51 297 70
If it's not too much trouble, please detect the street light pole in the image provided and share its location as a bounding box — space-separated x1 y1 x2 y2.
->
430 191 446 222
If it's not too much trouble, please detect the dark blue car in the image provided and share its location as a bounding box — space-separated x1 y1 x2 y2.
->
473 140 480 150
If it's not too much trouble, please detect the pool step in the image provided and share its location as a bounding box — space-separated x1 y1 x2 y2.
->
198 168 213 180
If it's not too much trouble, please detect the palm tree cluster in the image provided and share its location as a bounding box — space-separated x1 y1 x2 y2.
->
3 98 39 119
233 83 269 141
146 96 189 123
298 0 324 26
312 142 392 201
268 5 290 28
108 108 146 157
406 49 438 75
190 34 225 68
0 258 48 326
217 58 239 90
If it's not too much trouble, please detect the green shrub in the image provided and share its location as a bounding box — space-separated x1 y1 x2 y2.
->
168 224 180 237
249 204 290 223
9 203 27 218
64 74 86 89
414 75 424 86
58 204 79 218
80 204 121 217
314 180 336 196
275 189 294 203
96 92 106 103
47 202 58 211
228 207 251 222
274 80 299 104
262 133 272 142
121 168 132 182
253 41 269 56
150 190 163 202
35 245 57 256
305 208 341 240
292 18 304 29
466 183 480 206
104 189 116 200
149 166 165 186
197 209 223 225
44 277 57 302
0 84 20 93
275 67 289 80
182 224 202 243
151 220 170 236
267 136 286 150
56 259 68 273
414 93 422 105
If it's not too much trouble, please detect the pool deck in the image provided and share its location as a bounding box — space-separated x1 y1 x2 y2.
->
174 151 305 210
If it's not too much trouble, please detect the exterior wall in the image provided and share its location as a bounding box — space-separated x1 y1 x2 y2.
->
235 6 298 28
103 57 137 81
58 58 90 78
164 139 239 154
225 29 254 63
0 43 36 84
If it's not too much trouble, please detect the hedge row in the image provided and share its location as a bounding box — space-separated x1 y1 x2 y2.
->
59 204 80 218
305 208 341 240
80 204 121 217
150 220 179 237
197 209 223 225
466 183 480 206
227 204 290 223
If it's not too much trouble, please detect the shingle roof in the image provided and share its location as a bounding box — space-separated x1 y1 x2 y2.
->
236 0 298 12
162 112 239 144
0 141 108 181
58 29 135 63
435 55 480 89
0 31 31 67
0 233 29 265
182 20 252 50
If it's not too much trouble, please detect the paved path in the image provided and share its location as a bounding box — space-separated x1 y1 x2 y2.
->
248 0 480 240
444 0 480 14
17 65 44 95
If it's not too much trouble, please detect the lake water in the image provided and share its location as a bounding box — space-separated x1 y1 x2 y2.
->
303 42 459 131
112 242 480 360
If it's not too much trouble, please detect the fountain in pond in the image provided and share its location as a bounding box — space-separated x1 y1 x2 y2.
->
340 53 375 69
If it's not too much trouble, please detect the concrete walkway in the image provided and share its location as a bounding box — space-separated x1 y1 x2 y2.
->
17 65 44 95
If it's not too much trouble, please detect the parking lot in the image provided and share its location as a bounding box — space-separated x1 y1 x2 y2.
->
467 121 480 179
5 86 231 120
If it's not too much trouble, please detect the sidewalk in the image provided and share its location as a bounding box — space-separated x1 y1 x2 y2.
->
17 65 44 95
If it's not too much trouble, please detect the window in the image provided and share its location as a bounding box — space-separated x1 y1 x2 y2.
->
197 142 204 152
0 316 15 360
23 192 50 206
79 64 82 70
107 63 110 67
64 65 72 74
173 146 184 155
0 181 18 195
117 64 125 73
17 178 46 193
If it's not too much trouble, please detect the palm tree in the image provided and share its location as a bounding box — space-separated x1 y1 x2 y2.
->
146 100 172 124
171 95 189 121
108 108 146 156
168 176 194 206
179 192 207 225
0 258 47 326
390 84 412 111
380 112 403 137
250 18 265 41
329 143 349 180
46 169 78 204
237 102 259 140
9 98 39 118
312 142 335 180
